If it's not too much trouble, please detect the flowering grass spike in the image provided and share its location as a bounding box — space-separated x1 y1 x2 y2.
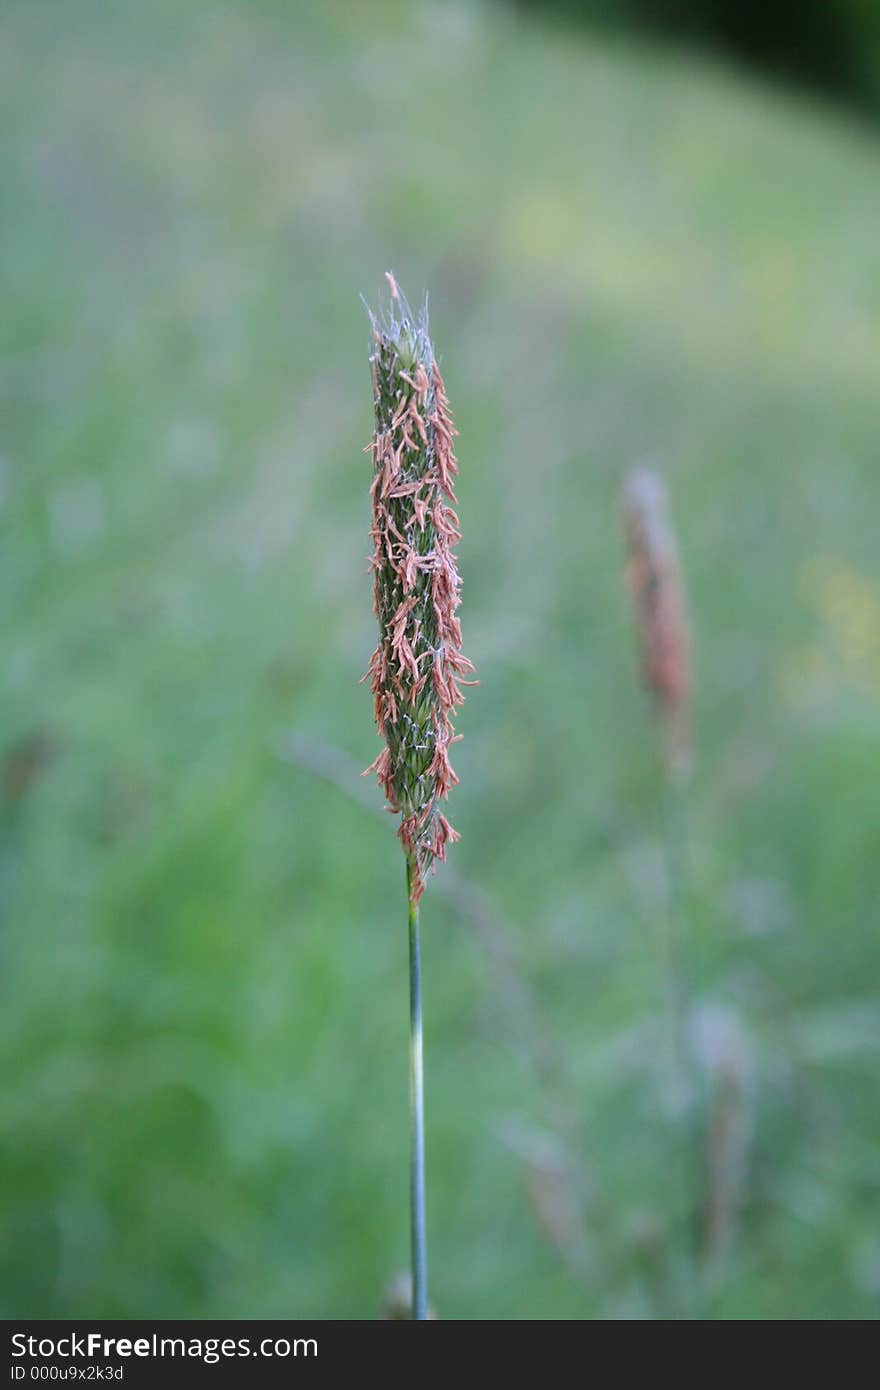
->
364 273 475 904
622 469 693 776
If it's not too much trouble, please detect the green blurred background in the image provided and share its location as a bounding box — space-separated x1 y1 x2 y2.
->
2 0 880 1320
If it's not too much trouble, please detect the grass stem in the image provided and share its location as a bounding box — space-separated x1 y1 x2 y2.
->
407 856 427 1320
663 775 703 1317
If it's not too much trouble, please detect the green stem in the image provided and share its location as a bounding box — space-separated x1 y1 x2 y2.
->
407 857 427 1320
664 774 703 1317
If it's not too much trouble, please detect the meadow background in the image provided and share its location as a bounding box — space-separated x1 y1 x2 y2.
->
2 0 880 1320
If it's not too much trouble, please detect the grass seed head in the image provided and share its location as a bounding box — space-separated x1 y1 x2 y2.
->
363 274 475 903
622 469 693 776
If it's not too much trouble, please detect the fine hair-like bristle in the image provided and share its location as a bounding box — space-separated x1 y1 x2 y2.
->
362 274 475 903
622 469 693 775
